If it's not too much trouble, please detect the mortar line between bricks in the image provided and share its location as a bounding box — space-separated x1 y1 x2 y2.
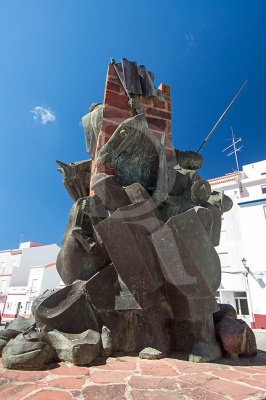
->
179 384 234 400
177 381 263 400
124 375 133 400
178 385 233 400
205 371 266 391
21 386 74 400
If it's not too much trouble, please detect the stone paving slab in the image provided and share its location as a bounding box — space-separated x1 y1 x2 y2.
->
0 352 266 400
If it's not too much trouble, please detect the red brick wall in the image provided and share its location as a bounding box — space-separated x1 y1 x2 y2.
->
90 63 174 192
253 314 266 329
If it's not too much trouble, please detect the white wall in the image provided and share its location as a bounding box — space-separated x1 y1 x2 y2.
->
10 244 60 286
210 160 266 326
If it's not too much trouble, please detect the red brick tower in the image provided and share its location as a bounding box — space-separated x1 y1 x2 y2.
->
90 62 174 193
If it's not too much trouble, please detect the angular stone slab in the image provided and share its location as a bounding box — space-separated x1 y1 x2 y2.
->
84 264 141 312
216 317 257 359
91 173 130 211
207 205 222 246
125 182 152 204
2 331 56 370
0 339 7 356
150 208 221 298
96 201 164 301
213 303 237 325
45 329 101 365
164 282 219 319
33 280 100 334
5 316 36 333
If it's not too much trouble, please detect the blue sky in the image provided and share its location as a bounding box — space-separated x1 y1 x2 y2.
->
1 1 266 249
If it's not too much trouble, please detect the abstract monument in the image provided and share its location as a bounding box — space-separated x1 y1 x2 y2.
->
0 59 257 369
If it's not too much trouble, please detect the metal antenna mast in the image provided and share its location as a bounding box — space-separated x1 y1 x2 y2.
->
19 232 24 247
222 127 244 196
197 80 247 153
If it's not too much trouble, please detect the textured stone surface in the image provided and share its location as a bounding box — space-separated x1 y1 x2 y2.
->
91 173 130 210
213 303 238 325
33 280 100 334
216 317 257 359
84 264 141 312
4 316 35 333
45 329 101 365
96 200 163 300
0 339 7 356
2 332 56 370
151 209 221 304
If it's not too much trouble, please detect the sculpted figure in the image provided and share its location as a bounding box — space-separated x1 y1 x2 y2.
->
56 159 91 202
2 58 251 372
56 195 110 285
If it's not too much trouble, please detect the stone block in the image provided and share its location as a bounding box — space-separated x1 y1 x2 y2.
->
125 183 152 204
215 317 257 359
213 303 237 325
150 209 221 299
2 332 56 370
5 316 36 333
45 329 101 365
0 339 7 356
96 201 164 302
84 264 141 312
33 280 100 334
91 173 130 211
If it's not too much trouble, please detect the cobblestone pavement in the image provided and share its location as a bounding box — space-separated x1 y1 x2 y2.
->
0 352 266 400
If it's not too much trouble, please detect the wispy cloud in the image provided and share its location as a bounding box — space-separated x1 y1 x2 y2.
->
185 32 198 52
31 106 56 125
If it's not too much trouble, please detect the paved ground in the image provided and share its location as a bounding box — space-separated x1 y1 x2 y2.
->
0 351 266 400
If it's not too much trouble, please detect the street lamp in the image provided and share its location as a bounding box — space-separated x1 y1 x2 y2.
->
241 258 255 329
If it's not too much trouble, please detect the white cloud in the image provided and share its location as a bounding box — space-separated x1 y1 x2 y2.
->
185 32 198 52
31 106 56 125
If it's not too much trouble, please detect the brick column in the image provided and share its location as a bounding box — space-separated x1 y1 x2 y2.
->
90 64 174 194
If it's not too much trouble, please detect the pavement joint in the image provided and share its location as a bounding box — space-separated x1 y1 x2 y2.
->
0 354 265 400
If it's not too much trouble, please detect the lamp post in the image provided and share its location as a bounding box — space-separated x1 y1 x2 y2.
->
241 258 255 329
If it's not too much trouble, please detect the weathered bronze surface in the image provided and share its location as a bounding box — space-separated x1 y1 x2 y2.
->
1 58 248 371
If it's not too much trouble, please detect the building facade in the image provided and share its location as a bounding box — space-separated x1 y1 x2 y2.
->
0 242 62 320
209 160 266 328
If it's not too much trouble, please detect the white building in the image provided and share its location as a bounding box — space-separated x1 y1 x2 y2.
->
0 242 62 320
209 160 266 328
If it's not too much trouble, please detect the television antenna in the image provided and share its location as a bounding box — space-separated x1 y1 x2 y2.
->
222 127 244 196
19 232 24 247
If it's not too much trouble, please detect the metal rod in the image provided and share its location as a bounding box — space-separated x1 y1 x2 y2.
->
197 80 247 153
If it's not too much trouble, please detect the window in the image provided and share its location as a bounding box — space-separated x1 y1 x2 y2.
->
25 301 31 312
215 291 221 304
264 205 266 219
262 185 266 194
0 262 5 274
6 302 12 310
234 291 249 316
0 280 6 294
30 279 38 294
